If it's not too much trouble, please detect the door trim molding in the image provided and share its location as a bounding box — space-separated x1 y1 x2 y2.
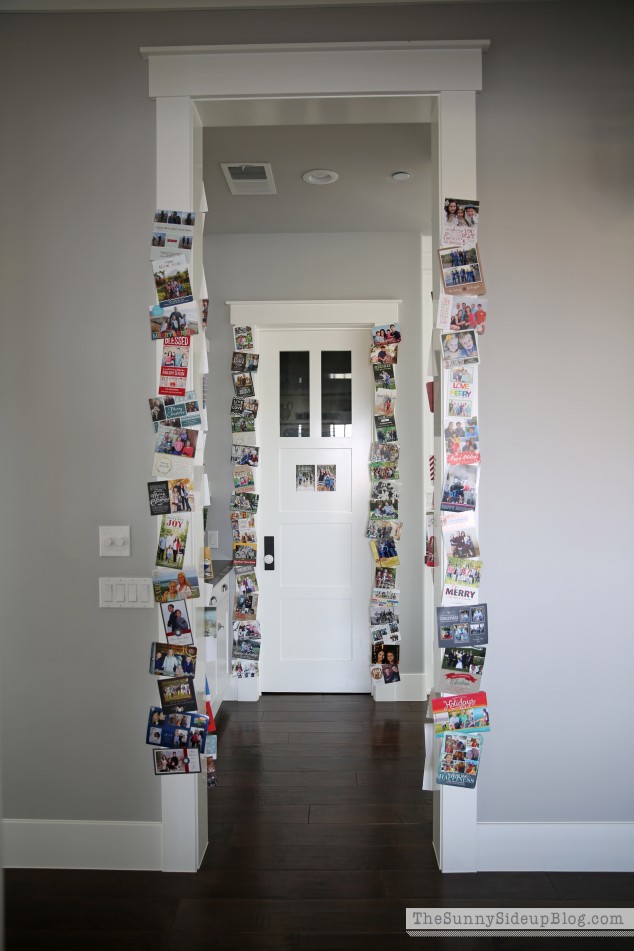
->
146 37 486 876
228 300 400 327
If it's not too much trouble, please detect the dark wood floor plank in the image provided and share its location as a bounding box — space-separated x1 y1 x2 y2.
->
186 869 385 900
321 694 372 702
357 769 423 787
382 870 559 901
220 731 292 746
220 770 358 787
217 755 425 773
261 694 325 701
207 803 310 824
5 932 171 951
286 731 422 747
309 803 431 825
5 896 174 933
299 937 494 951
262 710 369 722
172 899 406 934
209 785 431 807
200 843 439 871
548 872 634 901
230 823 432 847
220 720 365 734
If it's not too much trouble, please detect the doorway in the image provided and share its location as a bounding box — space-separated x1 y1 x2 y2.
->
257 326 372 693
146 40 485 872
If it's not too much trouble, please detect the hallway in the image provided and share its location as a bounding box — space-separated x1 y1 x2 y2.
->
6 694 634 949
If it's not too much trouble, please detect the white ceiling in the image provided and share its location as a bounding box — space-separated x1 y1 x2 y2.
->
203 119 431 235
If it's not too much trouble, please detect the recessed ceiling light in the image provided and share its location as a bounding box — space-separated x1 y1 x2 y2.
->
302 169 339 185
391 171 411 181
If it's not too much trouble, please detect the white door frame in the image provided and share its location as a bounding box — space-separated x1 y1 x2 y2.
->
143 39 487 874
229 301 400 697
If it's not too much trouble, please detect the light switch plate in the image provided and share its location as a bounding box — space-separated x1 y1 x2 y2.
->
99 577 153 607
99 526 130 557
208 530 219 549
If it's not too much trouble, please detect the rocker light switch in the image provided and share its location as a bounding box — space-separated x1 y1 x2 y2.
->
99 578 154 608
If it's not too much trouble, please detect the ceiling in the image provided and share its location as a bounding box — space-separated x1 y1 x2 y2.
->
202 120 431 235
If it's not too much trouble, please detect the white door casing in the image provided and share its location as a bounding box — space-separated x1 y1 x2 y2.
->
146 40 485 875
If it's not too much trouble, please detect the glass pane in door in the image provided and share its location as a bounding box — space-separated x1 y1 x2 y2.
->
280 351 310 437
321 351 352 437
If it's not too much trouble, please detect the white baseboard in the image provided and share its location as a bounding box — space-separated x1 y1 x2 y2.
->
2 819 162 870
477 822 634 872
372 672 428 702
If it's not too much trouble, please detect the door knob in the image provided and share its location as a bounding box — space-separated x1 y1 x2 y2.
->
264 536 275 570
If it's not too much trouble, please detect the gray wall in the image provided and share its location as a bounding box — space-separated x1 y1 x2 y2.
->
204 231 424 672
0 1 632 831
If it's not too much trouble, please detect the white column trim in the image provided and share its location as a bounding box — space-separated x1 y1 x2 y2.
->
228 299 400 328
142 42 486 101
430 89 479 874
155 95 208 873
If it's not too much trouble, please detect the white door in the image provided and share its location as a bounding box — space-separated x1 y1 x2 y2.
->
258 327 372 693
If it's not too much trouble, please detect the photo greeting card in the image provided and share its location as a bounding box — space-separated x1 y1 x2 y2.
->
149 644 197 678
151 209 196 261
372 323 402 346
152 452 194 483
436 731 484 789
160 599 193 646
436 294 487 335
431 691 490 736
234 326 254 351
152 565 200 603
153 747 201 775
150 391 201 431
437 604 488 648
147 706 208 753
441 197 479 249
370 343 398 366
232 371 255 398
370 442 399 464
149 301 200 340
159 336 191 397
155 514 189 569
231 351 259 372
438 243 485 296
152 254 193 308
442 557 483 607
373 364 396 391
157 675 197 713
231 444 259 466
440 465 479 514
440 330 480 370
438 646 486 694
441 511 480 559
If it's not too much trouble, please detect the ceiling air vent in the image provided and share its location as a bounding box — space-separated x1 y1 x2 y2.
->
221 163 277 196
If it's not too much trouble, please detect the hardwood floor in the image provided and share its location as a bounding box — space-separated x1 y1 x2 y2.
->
5 694 634 950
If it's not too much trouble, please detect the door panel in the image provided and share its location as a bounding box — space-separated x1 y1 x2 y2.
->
258 327 372 693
